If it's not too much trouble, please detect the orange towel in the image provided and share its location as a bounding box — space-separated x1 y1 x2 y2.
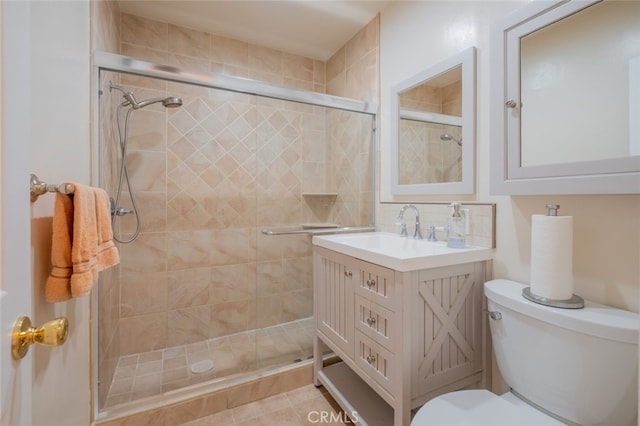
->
45 193 74 302
95 189 120 271
45 184 120 303
68 183 99 298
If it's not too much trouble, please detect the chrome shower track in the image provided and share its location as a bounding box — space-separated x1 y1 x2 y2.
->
93 51 377 115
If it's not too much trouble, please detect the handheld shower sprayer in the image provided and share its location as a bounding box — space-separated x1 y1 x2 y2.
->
106 81 183 243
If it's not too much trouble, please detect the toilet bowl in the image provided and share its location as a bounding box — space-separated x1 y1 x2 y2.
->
411 279 639 426
412 389 564 425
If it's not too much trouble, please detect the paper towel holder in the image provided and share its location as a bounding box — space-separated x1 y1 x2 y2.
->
522 287 584 309
545 204 559 216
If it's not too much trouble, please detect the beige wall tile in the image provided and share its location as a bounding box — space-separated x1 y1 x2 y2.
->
281 289 313 322
345 15 379 69
168 267 211 309
210 228 250 265
168 230 212 270
118 233 167 273
168 24 210 58
313 60 325 86
210 300 251 337
119 312 167 355
167 305 210 346
326 46 345 82
121 14 168 51
126 150 166 191
283 53 314 82
120 271 168 317
210 34 249 68
256 295 282 328
249 44 283 76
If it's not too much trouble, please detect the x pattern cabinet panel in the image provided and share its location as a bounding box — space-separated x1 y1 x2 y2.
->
314 247 489 426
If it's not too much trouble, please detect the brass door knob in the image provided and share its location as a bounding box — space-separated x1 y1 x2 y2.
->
11 316 69 360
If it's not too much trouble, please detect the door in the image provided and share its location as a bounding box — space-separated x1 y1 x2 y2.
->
0 1 34 425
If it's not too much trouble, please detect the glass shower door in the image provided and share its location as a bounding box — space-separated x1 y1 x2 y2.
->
254 96 375 370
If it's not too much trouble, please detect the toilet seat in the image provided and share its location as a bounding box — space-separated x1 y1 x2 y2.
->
411 390 565 426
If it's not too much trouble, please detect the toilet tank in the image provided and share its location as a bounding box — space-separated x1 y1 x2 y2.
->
485 279 638 426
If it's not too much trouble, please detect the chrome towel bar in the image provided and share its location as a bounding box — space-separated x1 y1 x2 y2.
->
30 174 75 202
261 226 375 236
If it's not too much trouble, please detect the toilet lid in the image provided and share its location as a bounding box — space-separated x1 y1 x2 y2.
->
411 390 565 426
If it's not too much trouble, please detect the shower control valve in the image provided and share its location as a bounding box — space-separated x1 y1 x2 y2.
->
114 207 133 216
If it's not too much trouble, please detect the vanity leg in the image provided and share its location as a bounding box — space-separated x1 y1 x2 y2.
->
393 403 411 426
313 334 322 387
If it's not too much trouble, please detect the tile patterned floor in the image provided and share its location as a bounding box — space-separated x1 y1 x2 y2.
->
105 318 316 408
176 384 352 426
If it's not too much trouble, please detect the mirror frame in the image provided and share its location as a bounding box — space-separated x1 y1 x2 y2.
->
490 0 640 195
390 46 476 195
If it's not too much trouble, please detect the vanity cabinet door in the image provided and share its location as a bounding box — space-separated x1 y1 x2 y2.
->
314 247 358 358
411 262 485 397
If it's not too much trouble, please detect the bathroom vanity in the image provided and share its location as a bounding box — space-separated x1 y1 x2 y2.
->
312 232 493 426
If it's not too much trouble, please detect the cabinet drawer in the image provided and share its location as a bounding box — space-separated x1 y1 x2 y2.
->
355 295 397 351
356 261 397 309
355 330 396 395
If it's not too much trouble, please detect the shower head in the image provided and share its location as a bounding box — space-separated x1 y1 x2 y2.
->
440 133 462 146
134 96 183 109
160 97 183 108
108 81 182 110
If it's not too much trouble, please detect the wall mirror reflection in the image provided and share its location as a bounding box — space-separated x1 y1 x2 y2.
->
491 0 640 194
391 47 476 195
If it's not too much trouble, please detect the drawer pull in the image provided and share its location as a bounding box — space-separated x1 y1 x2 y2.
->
365 316 377 326
366 354 376 364
366 279 376 288
344 270 353 277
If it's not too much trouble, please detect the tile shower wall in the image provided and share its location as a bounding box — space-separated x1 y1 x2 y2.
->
95 10 378 409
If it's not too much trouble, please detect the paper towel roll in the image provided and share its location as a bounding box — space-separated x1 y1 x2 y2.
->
530 214 573 300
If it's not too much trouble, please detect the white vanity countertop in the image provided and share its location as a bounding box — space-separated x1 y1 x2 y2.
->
313 232 493 272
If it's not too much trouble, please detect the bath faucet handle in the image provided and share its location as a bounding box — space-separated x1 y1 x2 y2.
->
427 226 437 242
400 223 408 237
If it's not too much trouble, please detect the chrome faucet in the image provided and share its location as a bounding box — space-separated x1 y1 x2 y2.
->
397 204 423 239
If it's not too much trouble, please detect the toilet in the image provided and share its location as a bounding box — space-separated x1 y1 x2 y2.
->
412 279 639 426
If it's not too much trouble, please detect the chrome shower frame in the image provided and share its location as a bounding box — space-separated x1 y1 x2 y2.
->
91 50 378 421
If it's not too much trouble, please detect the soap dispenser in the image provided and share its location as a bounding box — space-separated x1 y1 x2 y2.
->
447 203 466 249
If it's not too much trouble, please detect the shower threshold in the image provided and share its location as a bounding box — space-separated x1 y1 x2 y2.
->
103 317 314 409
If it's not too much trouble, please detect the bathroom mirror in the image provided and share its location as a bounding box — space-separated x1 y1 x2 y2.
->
390 47 476 195
490 0 640 194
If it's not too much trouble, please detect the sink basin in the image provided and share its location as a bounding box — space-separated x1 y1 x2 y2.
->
312 232 493 271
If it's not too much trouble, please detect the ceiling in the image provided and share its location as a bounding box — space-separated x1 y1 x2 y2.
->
117 1 393 61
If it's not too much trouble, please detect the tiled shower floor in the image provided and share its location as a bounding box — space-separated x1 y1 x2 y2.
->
104 317 316 408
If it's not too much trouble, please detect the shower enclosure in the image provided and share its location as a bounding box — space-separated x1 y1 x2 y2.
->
94 53 375 415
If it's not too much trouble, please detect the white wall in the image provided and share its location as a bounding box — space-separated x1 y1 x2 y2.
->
30 1 92 425
380 1 639 313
